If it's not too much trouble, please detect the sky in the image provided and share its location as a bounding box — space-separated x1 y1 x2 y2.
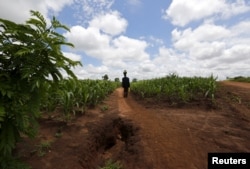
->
1 0 250 80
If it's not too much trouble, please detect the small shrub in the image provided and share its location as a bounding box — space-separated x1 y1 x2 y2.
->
36 140 52 157
100 159 122 169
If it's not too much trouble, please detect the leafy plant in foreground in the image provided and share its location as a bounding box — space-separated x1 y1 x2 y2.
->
0 11 81 168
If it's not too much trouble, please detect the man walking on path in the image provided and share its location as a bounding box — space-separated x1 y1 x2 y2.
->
122 70 130 98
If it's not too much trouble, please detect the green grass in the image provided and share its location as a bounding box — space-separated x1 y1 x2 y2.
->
36 140 52 157
100 159 122 169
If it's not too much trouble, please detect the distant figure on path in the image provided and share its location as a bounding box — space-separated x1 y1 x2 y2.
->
122 70 130 98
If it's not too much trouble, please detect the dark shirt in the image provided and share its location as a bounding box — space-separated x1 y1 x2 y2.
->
122 77 130 88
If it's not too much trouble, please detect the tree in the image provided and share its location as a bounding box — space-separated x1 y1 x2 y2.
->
102 74 109 80
132 78 138 82
114 77 120 82
0 11 81 168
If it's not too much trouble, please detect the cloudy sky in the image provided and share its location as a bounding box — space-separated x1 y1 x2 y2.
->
1 0 250 80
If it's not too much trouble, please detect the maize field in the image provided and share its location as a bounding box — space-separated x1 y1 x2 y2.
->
131 74 217 104
41 79 119 116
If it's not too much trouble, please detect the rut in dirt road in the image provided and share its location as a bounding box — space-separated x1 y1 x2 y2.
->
116 88 203 169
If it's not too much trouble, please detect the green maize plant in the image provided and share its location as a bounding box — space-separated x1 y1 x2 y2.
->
40 81 57 112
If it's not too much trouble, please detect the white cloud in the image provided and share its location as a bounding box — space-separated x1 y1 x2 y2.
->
89 11 128 36
68 24 250 80
0 0 73 23
64 26 110 54
168 19 250 79
63 52 82 61
85 64 109 74
64 24 149 64
190 41 226 60
231 21 250 36
72 0 115 24
64 15 150 79
103 60 126 68
149 36 164 45
150 47 208 78
220 0 250 19
164 0 250 26
165 0 224 26
172 21 250 60
69 64 110 79
172 23 230 60
172 28 196 51
220 44 250 63
139 60 156 72
112 36 149 61
127 0 142 6
192 24 231 41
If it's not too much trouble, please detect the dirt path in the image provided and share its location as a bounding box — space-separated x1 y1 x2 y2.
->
116 88 203 169
220 81 250 89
